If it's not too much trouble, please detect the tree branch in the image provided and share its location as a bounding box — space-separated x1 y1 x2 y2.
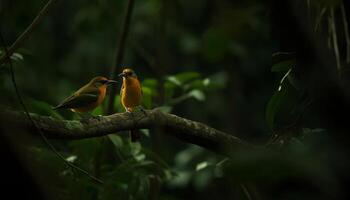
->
0 109 253 154
0 0 60 66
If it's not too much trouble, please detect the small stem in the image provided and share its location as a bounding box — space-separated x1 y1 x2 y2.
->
240 184 253 200
329 7 342 75
341 3 350 64
314 6 327 32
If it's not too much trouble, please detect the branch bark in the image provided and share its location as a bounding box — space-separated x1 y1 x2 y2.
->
0 109 253 154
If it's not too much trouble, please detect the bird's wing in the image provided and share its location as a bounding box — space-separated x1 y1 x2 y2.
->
53 90 99 109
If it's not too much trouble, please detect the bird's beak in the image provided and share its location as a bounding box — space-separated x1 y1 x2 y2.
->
106 80 117 85
118 72 126 78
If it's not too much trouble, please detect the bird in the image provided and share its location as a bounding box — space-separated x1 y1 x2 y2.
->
53 76 117 113
119 68 143 142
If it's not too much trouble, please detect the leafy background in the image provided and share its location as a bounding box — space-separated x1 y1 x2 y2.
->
1 0 350 199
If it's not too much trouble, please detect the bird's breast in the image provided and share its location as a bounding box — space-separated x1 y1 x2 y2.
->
97 86 107 105
121 80 142 108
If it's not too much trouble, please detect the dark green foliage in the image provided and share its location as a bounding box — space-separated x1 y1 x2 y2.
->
1 0 350 199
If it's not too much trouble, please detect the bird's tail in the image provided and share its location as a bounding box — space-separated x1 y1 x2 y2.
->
130 129 141 142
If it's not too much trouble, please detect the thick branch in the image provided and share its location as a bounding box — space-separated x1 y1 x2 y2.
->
0 109 252 154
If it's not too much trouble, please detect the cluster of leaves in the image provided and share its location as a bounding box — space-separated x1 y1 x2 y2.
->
0 50 24 62
142 71 223 112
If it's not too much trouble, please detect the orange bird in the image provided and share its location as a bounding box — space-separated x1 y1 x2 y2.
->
119 68 143 141
53 76 117 113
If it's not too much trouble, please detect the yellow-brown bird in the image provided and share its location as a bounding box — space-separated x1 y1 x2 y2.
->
53 76 117 113
119 68 143 141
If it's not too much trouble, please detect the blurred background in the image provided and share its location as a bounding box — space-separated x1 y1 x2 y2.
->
1 0 350 199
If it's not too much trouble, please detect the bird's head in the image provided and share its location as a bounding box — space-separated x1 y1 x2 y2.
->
118 68 137 79
90 76 117 88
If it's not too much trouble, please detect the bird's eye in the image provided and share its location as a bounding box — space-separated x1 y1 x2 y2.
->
123 72 129 76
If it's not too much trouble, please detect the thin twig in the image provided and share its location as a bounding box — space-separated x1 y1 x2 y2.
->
329 7 342 75
0 0 60 66
341 2 350 64
0 30 104 185
107 0 135 114
240 184 253 200
307 0 311 23
314 6 327 32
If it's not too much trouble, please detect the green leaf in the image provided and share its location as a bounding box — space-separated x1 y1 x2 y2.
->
113 95 122 112
196 161 208 171
202 78 210 86
265 89 287 129
130 142 142 157
142 78 158 90
271 59 295 72
287 73 300 90
166 76 182 86
140 129 150 137
277 68 292 91
188 89 205 101
134 153 146 162
174 146 203 167
28 98 64 119
157 106 172 113
202 27 230 62
207 71 228 89
0 50 24 62
184 78 211 91
108 134 123 149
166 72 201 87
91 104 103 115
66 155 77 163
173 71 201 83
167 171 192 187
141 86 153 109
17 48 33 56
164 81 176 102
11 52 24 61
